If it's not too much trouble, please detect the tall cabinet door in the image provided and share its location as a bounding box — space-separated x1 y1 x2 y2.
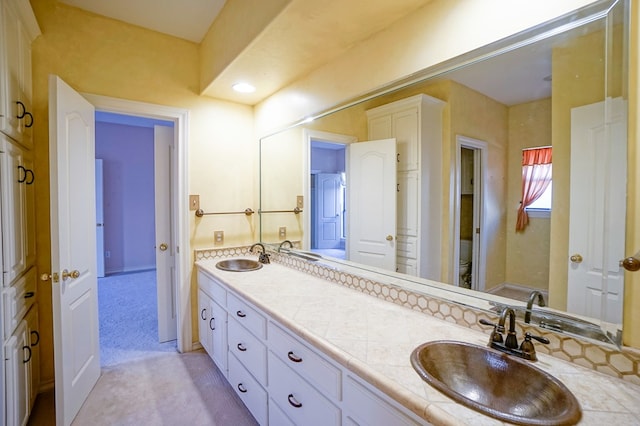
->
4 320 29 426
1 136 27 285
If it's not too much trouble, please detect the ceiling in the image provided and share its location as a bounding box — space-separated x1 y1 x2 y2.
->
59 0 227 43
58 0 566 107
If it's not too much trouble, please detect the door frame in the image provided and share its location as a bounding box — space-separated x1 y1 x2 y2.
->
83 93 191 353
453 135 487 291
302 129 356 251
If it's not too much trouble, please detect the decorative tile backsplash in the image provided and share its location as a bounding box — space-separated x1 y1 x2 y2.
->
195 246 640 384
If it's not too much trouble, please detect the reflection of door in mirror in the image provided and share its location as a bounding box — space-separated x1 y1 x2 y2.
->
348 139 397 271
567 98 627 324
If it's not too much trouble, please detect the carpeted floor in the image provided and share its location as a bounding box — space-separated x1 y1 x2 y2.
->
98 269 176 367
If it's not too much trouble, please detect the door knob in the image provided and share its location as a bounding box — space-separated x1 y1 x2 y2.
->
40 272 59 283
61 269 80 280
386 235 394 241
159 243 168 251
620 255 640 272
570 254 583 263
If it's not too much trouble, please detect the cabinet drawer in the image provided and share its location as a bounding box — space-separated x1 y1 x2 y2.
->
344 375 422 425
268 353 341 426
227 292 266 339
228 317 267 384
228 353 266 425
269 398 295 426
397 235 417 259
3 267 36 337
268 322 341 400
197 270 226 304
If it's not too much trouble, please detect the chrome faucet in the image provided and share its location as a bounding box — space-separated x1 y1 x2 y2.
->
278 240 293 252
479 306 550 361
525 291 546 324
250 243 270 264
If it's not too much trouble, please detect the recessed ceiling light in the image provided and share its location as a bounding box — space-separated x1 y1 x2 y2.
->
232 82 256 93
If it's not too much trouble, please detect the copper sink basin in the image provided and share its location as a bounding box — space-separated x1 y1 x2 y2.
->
410 341 581 425
215 259 262 272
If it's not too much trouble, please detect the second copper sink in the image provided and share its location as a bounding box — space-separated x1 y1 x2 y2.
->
410 340 581 425
215 258 262 272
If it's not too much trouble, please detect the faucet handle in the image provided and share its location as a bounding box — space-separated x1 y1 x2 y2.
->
519 332 550 361
479 319 504 343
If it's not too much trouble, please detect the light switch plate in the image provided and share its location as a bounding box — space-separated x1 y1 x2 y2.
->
189 195 200 211
279 227 286 238
214 231 224 244
296 196 304 209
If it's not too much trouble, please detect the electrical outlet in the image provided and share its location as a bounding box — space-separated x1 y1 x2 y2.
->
189 195 200 211
214 231 224 244
297 196 304 209
279 227 286 238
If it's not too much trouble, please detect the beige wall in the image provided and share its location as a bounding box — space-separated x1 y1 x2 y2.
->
548 30 606 311
30 0 255 385
505 99 552 291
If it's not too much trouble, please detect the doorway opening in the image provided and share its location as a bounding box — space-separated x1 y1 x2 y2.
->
303 130 356 257
95 111 176 366
310 141 347 259
453 135 487 291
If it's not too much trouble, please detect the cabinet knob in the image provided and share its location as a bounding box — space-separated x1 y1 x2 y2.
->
386 235 394 241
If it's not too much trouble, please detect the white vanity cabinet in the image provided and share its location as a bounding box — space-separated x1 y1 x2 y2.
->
4 319 29 426
367 94 445 281
196 265 428 426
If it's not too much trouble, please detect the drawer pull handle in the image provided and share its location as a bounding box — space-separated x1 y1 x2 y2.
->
24 291 35 298
18 165 27 183
25 169 34 184
201 308 206 320
237 343 247 352
287 351 303 363
23 346 32 363
24 111 34 128
287 394 302 408
16 101 26 119
236 310 246 318
209 317 215 331
237 383 247 393
31 330 40 347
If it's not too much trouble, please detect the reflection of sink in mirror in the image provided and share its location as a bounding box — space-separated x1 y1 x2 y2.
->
411 340 582 425
215 259 263 272
490 302 613 344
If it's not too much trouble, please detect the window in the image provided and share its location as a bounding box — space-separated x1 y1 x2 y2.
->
516 147 552 231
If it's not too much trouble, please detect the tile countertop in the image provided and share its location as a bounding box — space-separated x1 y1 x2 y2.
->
195 259 640 425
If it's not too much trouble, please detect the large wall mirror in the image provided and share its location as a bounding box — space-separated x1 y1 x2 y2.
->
259 0 629 346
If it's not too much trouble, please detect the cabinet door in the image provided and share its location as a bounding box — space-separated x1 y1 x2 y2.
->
197 289 213 356
393 108 420 171
209 298 227 374
397 171 419 237
1 136 28 285
0 0 34 147
25 304 39 410
4 320 30 426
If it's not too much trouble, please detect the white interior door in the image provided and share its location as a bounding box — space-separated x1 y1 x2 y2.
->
314 173 342 249
568 99 626 324
154 125 177 342
95 159 105 278
49 75 100 426
347 138 397 271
